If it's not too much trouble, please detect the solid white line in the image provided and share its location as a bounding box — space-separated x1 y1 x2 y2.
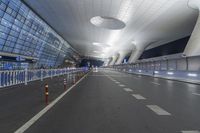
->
119 84 125 87
123 88 133 92
151 82 160 85
14 72 89 133
146 105 171 115
192 93 200 96
115 82 120 84
88 75 107 77
132 94 146 100
182 131 200 133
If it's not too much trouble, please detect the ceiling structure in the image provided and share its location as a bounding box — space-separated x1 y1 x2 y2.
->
24 0 198 59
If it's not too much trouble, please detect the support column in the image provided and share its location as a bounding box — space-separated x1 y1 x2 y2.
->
107 57 113 66
184 0 200 56
128 42 148 63
109 55 118 66
115 51 129 65
103 58 111 66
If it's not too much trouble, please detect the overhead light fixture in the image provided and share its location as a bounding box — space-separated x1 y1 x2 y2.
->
188 73 197 77
116 0 135 22
93 42 110 47
93 42 101 46
93 51 101 53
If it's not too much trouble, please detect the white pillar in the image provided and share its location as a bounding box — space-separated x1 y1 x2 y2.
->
103 58 110 66
128 42 148 63
109 55 118 66
184 0 200 56
115 51 129 65
107 57 113 66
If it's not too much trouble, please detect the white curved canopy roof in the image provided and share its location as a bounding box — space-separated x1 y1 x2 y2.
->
24 0 198 58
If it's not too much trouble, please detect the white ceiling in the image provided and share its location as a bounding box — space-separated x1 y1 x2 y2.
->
24 0 198 58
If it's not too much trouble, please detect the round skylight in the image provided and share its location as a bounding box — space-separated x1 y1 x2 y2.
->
90 16 126 30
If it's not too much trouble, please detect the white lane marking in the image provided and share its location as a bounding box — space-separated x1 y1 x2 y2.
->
119 84 125 87
123 88 133 92
146 105 171 115
88 75 107 77
192 93 200 96
115 82 120 84
151 82 160 85
132 94 146 100
14 73 89 133
182 131 200 133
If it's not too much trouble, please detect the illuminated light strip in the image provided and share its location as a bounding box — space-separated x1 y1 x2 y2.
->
167 72 174 75
154 71 159 74
188 73 198 77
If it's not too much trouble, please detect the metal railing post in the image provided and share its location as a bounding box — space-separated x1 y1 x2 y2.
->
25 68 28 85
41 69 43 81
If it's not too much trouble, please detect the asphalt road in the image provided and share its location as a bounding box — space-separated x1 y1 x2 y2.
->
0 72 81 133
17 69 200 133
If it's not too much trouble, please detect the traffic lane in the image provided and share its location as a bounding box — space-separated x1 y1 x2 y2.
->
0 73 77 133
104 69 200 94
26 71 178 133
105 70 200 131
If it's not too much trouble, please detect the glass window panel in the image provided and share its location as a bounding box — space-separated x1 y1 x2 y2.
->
6 7 12 14
0 0 78 67
0 38 6 46
0 2 7 11
3 46 13 52
0 31 8 39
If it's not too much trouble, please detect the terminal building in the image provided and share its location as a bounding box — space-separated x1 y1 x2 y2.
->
0 0 200 133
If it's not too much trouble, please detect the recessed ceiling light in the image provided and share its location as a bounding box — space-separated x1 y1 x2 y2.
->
93 51 101 53
93 42 102 46
93 42 110 47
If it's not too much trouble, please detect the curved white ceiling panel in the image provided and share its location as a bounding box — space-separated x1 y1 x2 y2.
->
24 0 198 58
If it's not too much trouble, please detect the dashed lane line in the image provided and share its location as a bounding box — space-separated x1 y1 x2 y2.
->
119 84 125 87
132 94 146 100
123 88 133 92
151 82 161 86
181 131 200 133
146 105 171 116
192 93 200 96
14 72 89 133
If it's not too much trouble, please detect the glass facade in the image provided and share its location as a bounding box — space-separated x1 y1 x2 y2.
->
0 0 79 68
